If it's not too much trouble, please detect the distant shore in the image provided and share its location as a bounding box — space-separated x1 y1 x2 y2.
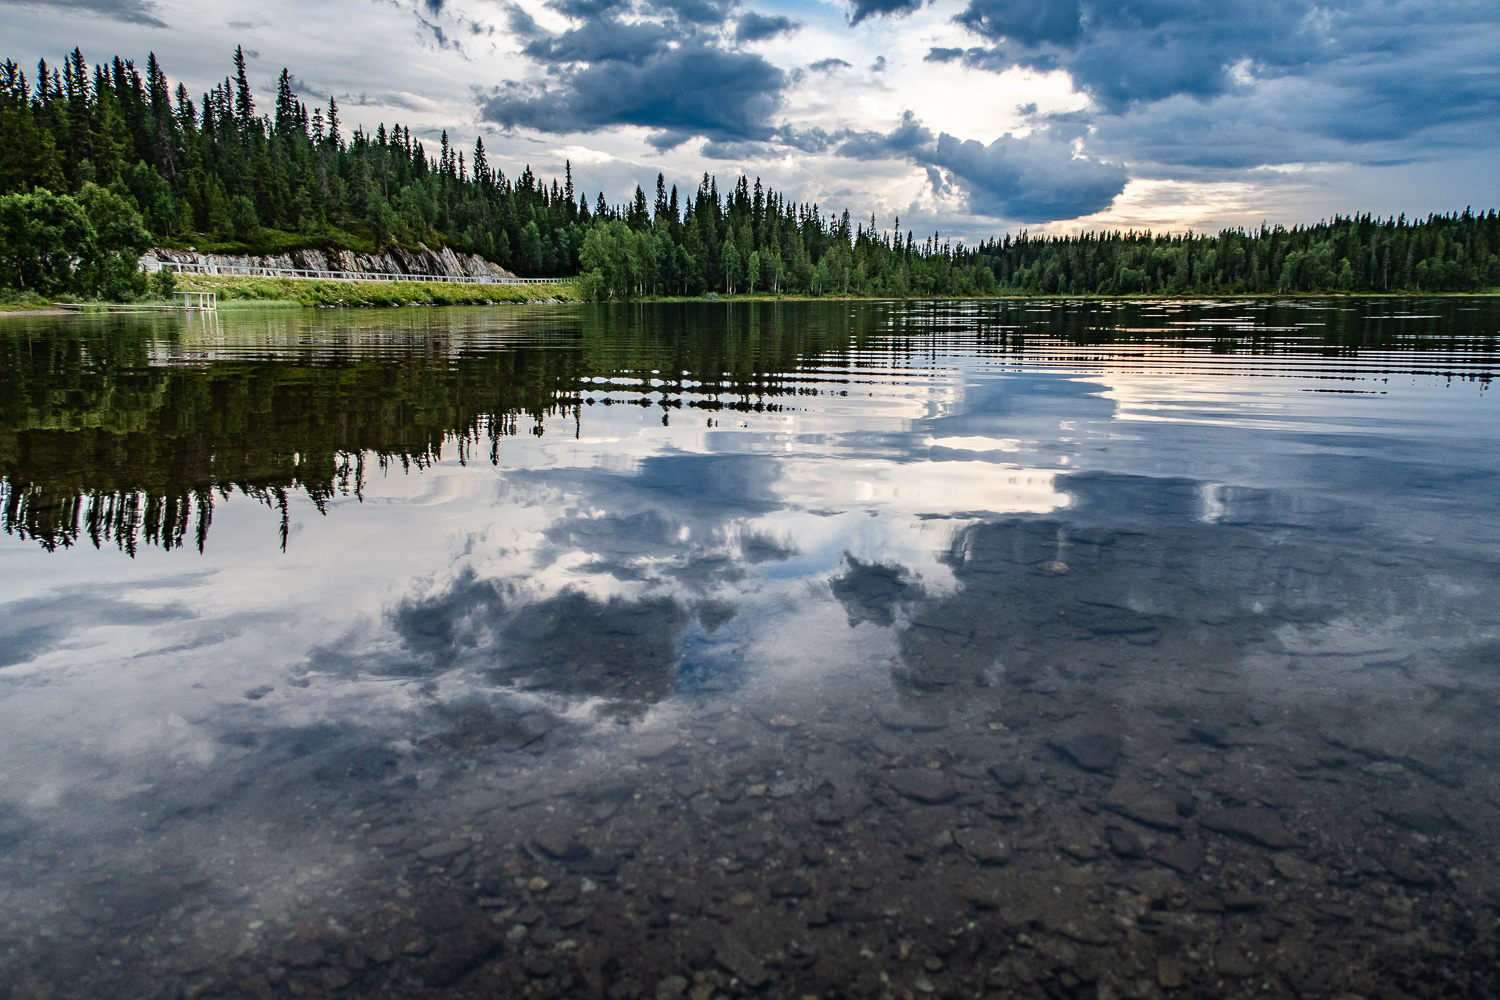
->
4 282 1498 315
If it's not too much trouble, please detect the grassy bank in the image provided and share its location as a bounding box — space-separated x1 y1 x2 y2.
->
7 285 1498 315
174 274 577 307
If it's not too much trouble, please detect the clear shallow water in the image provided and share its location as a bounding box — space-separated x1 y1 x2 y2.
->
1 299 1498 1000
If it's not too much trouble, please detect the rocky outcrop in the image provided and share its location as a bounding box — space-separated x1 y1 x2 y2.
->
141 244 519 280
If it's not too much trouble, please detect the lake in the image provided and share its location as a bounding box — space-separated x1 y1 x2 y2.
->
2 298 1498 1000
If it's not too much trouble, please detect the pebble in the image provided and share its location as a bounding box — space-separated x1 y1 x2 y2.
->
1105 826 1144 858
527 877 551 892
1156 955 1183 989
523 954 556 978
767 715 799 728
884 768 958 804
768 874 811 898
1213 941 1256 978
416 839 470 861
875 707 948 732
532 828 588 860
988 761 1027 787
955 829 1011 864
714 936 770 988
655 974 689 1000
1270 852 1322 882
319 967 353 990
366 826 411 846
635 735 683 761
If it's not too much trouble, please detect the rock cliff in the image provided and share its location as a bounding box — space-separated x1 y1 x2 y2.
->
142 244 520 280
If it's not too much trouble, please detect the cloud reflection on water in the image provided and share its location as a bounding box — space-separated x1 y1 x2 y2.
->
1 299 1498 847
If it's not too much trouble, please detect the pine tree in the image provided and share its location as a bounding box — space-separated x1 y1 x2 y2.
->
231 46 253 136
274 68 296 136
472 136 488 185
326 95 340 149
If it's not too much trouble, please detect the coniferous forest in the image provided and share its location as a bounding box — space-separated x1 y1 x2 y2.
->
2 47 1498 301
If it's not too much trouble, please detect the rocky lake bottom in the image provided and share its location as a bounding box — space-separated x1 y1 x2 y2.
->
1 299 1498 1000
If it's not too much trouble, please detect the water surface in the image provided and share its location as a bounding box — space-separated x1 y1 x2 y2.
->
2 299 1499 1000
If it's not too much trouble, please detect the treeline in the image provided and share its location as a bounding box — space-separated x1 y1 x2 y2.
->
2 46 1498 301
0 46 588 293
581 194 1500 298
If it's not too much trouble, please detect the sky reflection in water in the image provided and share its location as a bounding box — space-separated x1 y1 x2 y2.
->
1 299 1499 999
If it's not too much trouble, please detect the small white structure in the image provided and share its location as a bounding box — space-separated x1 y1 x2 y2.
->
180 291 217 312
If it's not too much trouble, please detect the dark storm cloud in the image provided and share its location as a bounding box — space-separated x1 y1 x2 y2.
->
954 0 1080 48
837 111 1126 222
927 130 1127 221
847 0 924 26
929 0 1500 173
520 17 677 65
481 0 787 146
1 0 167 27
734 11 800 43
550 0 633 17
1077 21 1500 170
481 44 785 147
642 0 737 25
945 0 1500 127
835 109 933 159
947 0 1323 108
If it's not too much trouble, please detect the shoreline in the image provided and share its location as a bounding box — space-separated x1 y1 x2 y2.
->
5 287 1499 315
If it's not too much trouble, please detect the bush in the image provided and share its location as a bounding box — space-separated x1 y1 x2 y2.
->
149 268 178 299
0 186 152 300
75 183 152 300
0 189 98 296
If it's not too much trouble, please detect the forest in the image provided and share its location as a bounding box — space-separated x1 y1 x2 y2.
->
2 47 1498 301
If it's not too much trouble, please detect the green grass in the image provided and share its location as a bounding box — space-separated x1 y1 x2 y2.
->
0 289 56 310
176 273 577 307
7 281 1496 314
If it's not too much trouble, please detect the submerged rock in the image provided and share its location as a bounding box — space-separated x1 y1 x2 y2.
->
1199 807 1296 848
1152 838 1206 874
714 936 770 988
875 706 948 732
1103 778 1182 829
884 768 959 804
988 761 1028 787
1050 731 1122 772
954 828 1011 864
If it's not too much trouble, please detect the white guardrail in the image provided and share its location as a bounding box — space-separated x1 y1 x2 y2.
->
154 261 566 285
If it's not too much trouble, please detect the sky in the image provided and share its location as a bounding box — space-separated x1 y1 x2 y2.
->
2 0 1498 240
